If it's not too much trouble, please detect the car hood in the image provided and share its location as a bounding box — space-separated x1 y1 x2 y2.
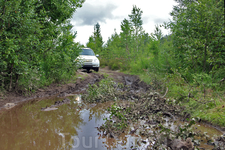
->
77 55 98 60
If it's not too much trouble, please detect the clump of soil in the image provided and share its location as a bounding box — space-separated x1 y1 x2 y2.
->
81 76 188 148
41 98 71 111
81 76 224 149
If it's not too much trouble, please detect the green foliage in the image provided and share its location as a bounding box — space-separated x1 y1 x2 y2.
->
0 0 84 92
128 5 143 37
83 77 124 103
83 0 225 127
151 24 163 41
106 103 128 130
129 5 143 53
120 18 132 57
168 0 225 78
17 68 45 95
196 106 225 126
192 73 219 89
86 36 95 50
86 22 103 54
130 56 151 73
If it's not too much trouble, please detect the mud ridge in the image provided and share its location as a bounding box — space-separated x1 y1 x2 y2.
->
0 71 105 111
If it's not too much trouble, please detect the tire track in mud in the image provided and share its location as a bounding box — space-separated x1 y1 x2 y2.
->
0 70 105 110
0 68 149 110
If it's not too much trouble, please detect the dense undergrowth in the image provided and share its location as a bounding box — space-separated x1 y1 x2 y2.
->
0 0 85 95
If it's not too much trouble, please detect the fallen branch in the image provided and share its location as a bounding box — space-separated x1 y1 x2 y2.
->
219 77 225 83
163 111 175 120
162 87 168 98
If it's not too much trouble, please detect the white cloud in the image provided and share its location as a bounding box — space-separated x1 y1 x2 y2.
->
71 0 177 45
72 3 117 26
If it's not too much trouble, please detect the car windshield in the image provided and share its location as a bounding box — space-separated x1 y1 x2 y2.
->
80 49 95 56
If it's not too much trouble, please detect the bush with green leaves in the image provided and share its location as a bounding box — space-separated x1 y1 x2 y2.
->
0 0 84 93
104 103 128 130
83 77 124 103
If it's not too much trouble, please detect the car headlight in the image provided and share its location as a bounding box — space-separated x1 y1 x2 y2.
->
93 59 98 62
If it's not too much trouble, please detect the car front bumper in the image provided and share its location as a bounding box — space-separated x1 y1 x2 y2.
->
81 62 99 69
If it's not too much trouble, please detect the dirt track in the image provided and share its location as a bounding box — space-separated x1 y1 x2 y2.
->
0 67 224 149
0 67 150 110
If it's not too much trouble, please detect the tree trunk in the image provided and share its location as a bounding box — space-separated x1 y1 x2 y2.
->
9 64 13 91
203 44 207 72
15 73 19 91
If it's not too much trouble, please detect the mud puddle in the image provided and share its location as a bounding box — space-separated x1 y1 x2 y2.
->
0 96 224 150
0 70 224 149
98 116 223 149
0 95 111 150
0 95 164 150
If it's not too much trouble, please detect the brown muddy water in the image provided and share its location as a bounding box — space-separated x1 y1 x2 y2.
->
0 95 224 150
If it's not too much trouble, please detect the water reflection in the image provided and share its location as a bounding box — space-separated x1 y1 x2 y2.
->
0 96 110 150
0 96 223 150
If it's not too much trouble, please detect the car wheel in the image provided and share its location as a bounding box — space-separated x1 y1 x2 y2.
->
95 68 99 72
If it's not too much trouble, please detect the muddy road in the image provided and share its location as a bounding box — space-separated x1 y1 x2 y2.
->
0 67 140 109
0 67 224 149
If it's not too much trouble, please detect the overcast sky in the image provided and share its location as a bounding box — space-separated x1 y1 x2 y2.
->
71 0 177 46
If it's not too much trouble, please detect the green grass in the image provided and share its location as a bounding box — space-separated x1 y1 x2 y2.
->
99 57 130 71
138 71 225 127
100 55 225 127
119 62 225 127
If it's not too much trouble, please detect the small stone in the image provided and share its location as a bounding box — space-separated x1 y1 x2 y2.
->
41 107 58 111
4 103 16 109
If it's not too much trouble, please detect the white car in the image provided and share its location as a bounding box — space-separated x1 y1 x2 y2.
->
76 48 100 72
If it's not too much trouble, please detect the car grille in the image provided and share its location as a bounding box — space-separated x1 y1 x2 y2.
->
85 59 92 62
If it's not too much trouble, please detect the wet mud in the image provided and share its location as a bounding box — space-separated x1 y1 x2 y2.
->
80 75 224 149
0 70 105 110
0 68 224 150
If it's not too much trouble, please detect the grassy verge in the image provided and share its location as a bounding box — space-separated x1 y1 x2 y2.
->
133 70 225 127
100 57 225 127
